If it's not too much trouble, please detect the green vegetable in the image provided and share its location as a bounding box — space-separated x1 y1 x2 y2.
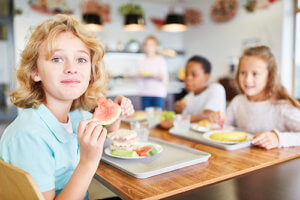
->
111 149 139 157
160 111 176 122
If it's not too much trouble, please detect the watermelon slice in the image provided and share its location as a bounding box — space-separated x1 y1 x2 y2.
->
92 97 121 126
134 145 158 157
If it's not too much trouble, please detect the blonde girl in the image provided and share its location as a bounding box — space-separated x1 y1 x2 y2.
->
0 14 134 200
210 46 300 149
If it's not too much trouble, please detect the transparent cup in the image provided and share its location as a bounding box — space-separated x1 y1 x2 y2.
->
145 107 162 128
130 121 149 142
173 114 191 133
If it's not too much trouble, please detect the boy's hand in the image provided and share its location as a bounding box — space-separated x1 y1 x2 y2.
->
174 99 186 113
209 111 225 126
252 131 279 150
159 118 174 129
77 119 107 168
114 96 135 117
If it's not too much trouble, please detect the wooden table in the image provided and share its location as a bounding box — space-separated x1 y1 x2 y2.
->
95 124 300 200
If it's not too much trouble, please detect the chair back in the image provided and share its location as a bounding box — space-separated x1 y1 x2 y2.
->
0 159 45 200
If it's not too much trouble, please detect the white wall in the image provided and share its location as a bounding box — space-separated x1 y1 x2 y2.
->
13 0 184 76
13 0 294 91
183 0 287 85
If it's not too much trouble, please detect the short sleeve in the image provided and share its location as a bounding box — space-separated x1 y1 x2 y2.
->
5 132 55 192
203 84 226 113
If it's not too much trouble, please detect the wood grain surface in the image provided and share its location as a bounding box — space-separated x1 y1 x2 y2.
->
95 123 300 200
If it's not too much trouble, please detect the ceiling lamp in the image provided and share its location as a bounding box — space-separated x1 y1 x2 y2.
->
123 14 145 32
83 13 103 32
162 13 187 32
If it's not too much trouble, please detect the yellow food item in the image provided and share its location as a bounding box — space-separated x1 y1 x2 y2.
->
209 131 247 142
177 67 185 81
140 71 153 77
197 120 211 128
133 111 147 120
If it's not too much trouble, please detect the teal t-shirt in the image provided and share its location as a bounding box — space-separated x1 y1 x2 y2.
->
0 104 92 199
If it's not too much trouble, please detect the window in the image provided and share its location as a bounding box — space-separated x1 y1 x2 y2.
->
295 0 300 98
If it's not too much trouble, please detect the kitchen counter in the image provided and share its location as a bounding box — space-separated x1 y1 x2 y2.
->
107 79 184 97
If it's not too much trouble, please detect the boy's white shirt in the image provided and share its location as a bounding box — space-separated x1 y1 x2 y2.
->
182 83 226 115
226 94 300 147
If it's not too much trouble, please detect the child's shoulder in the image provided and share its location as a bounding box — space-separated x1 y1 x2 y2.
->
205 83 225 95
1 108 52 144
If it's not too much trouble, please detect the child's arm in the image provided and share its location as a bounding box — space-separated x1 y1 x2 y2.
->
106 96 134 133
190 110 213 123
174 99 186 113
43 119 107 200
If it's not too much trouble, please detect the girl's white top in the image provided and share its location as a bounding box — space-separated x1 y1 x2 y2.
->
226 94 300 147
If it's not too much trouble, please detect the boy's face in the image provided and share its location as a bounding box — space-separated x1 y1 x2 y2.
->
32 31 91 105
185 61 210 94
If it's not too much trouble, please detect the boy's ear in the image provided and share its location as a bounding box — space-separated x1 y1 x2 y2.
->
30 68 41 82
204 73 210 82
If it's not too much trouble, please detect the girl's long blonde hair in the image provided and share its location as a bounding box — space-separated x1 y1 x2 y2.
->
234 45 300 109
11 14 108 111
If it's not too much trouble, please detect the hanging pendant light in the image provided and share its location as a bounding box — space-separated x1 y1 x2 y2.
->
123 14 145 32
83 13 103 32
162 13 187 32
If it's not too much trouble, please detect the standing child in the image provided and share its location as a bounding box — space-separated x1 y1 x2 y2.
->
137 36 169 110
0 14 134 200
210 46 300 149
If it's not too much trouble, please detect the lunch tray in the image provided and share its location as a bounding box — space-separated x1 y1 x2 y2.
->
169 127 253 151
101 138 211 178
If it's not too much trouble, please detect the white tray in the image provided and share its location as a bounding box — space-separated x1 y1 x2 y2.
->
169 127 254 151
101 138 211 178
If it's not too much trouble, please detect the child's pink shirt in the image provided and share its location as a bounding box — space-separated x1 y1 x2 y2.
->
137 55 169 98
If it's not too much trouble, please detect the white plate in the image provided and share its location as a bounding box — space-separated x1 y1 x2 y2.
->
202 131 253 144
190 123 234 133
104 142 163 159
121 117 147 123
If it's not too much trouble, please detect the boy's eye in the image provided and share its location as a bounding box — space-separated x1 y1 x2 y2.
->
240 71 246 76
253 72 258 77
51 57 62 63
77 58 87 63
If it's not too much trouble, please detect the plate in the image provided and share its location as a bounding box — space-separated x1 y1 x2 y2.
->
202 131 253 144
190 123 234 133
104 142 163 159
121 117 147 123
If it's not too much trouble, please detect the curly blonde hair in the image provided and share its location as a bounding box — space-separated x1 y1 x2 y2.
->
11 14 108 111
235 45 300 109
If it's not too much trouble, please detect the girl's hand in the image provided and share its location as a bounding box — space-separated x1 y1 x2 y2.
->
114 96 135 117
209 111 225 126
77 119 107 168
251 131 279 150
174 99 186 113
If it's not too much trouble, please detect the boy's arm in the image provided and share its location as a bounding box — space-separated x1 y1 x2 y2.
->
190 110 213 123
